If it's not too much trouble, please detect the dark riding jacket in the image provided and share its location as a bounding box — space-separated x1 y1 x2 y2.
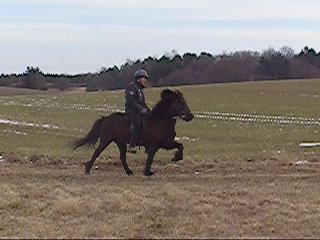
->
125 80 148 116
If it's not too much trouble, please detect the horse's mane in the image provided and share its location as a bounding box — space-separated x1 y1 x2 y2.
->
150 89 179 119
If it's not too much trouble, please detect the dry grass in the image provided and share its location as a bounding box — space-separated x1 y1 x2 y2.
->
1 152 320 239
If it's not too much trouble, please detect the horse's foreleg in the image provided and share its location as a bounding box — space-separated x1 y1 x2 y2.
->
144 146 158 176
165 141 184 162
85 142 109 174
115 141 133 176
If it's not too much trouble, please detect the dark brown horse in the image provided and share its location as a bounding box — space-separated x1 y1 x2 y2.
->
73 89 194 176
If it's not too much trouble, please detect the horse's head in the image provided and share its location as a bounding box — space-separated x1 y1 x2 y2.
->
161 89 194 122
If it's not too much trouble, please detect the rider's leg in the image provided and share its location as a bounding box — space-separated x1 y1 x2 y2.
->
128 114 142 152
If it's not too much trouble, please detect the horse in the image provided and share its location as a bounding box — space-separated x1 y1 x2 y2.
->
73 89 194 176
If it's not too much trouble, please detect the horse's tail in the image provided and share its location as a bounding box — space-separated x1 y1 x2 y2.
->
73 117 104 150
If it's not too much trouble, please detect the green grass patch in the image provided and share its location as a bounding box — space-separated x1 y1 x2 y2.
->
1 79 320 162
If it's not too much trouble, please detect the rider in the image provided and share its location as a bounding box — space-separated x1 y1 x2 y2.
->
125 69 150 153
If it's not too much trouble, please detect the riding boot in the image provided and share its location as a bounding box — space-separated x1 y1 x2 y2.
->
128 136 138 153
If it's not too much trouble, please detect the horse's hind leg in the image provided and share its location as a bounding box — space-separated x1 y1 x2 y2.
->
85 141 110 174
172 141 184 162
115 141 133 175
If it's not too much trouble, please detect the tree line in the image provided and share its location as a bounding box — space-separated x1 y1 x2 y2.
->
1 46 320 91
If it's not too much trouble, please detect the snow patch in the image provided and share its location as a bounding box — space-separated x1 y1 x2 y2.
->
299 142 320 148
295 160 309 165
194 111 320 126
0 117 59 130
175 136 197 142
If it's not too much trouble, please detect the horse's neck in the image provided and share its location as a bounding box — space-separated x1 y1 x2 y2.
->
150 100 174 120
147 114 176 128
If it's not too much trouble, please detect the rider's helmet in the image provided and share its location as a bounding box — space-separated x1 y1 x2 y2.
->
134 69 149 80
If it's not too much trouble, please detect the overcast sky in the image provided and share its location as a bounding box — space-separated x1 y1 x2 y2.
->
1 0 320 74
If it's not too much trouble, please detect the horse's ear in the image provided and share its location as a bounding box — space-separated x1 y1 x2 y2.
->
175 90 183 97
161 89 175 100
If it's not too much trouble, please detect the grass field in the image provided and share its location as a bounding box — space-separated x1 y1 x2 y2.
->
1 79 320 238
0 87 46 96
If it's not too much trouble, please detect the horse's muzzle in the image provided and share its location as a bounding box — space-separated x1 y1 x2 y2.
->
182 113 194 122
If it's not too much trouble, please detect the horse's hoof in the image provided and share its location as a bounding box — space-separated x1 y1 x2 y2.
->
84 162 92 174
172 157 183 162
144 171 154 176
127 147 137 154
